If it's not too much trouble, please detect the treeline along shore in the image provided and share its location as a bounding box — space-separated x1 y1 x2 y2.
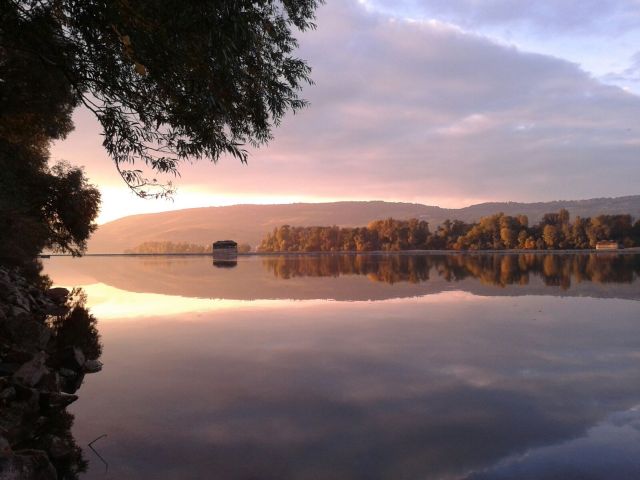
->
124 241 252 255
258 210 640 253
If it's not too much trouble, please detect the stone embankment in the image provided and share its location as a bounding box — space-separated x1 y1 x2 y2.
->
0 267 102 479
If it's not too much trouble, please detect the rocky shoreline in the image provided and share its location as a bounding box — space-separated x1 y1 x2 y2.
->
0 267 102 479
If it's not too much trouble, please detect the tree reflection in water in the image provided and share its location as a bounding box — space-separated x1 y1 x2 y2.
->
262 253 640 288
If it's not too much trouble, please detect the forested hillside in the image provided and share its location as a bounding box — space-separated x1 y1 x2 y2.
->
88 197 640 253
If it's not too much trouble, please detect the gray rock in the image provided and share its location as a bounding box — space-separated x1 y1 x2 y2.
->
38 372 60 392
0 406 24 436
0 450 56 480
4 320 51 350
0 364 20 377
58 368 76 377
13 352 48 387
45 287 69 304
0 435 11 458
60 372 84 395
8 306 27 318
83 359 103 373
40 392 78 410
1 350 33 365
0 387 16 402
12 385 39 411
61 347 85 371
11 292 30 312
36 328 51 351
46 436 73 459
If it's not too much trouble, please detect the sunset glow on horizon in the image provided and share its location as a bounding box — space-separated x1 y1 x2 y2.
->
56 282 480 320
93 186 489 224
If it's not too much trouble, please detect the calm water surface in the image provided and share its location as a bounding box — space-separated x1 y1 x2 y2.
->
43 254 640 480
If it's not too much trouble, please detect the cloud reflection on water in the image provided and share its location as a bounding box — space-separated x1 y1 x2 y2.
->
64 289 640 479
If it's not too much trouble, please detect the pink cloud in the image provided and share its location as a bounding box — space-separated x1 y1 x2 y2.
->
51 0 640 222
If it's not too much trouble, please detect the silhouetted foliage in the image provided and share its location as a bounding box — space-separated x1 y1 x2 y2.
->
1 5 101 267
3 0 321 270
0 145 100 265
0 136 100 267
48 288 103 362
2 0 322 198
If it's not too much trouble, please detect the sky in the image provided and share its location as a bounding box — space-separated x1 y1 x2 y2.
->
51 0 640 223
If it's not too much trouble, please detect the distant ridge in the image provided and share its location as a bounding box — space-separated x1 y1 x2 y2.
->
87 196 640 253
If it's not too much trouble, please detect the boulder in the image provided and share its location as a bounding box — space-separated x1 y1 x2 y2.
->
45 288 69 304
61 347 85 371
0 449 56 480
10 292 30 313
0 269 10 286
0 364 20 377
0 406 25 439
58 368 76 378
0 387 16 402
60 372 84 395
13 352 48 387
8 306 28 318
0 435 10 458
40 392 78 410
1 350 33 365
12 385 40 412
45 436 73 459
38 372 60 393
83 359 103 373
3 320 50 350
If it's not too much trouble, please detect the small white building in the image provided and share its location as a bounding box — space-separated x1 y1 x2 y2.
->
595 241 621 250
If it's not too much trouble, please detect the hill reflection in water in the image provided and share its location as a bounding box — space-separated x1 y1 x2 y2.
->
45 253 640 303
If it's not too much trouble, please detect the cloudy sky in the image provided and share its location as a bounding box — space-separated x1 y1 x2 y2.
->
51 0 640 223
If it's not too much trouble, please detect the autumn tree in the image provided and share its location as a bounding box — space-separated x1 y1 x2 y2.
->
570 216 589 249
542 225 559 249
499 215 520 249
258 211 639 253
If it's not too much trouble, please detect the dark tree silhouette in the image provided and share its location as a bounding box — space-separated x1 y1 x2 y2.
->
1 0 321 266
2 0 322 198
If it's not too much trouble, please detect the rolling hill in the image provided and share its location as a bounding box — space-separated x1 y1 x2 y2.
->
87 196 640 253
